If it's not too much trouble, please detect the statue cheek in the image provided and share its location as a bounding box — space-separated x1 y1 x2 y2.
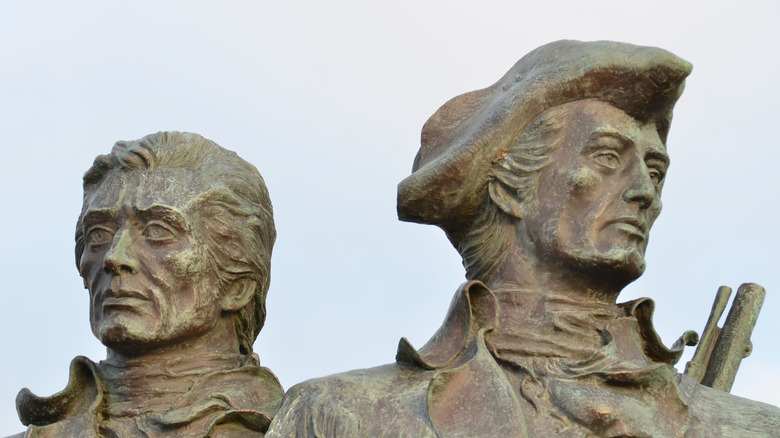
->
567 167 601 193
79 253 99 282
167 249 205 280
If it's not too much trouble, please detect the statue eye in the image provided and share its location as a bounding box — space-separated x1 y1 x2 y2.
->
649 168 664 185
86 227 114 247
592 150 621 169
143 222 177 243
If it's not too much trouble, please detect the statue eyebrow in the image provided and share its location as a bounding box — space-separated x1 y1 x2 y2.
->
645 150 670 167
588 129 633 147
135 204 191 231
81 209 117 229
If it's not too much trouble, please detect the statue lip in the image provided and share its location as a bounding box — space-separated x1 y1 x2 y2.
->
101 288 150 308
607 217 647 240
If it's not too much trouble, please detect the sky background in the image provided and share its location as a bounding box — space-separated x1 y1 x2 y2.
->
1 1 779 434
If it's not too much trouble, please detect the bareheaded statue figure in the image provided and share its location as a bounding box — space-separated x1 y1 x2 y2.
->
11 132 283 437
268 40 780 437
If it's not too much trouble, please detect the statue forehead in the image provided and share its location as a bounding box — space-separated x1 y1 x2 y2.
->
83 168 207 212
554 100 667 150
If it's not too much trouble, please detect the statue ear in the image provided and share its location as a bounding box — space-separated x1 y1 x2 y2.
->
487 179 525 219
221 278 256 312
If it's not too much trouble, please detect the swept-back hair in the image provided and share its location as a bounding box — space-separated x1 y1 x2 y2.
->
459 104 572 281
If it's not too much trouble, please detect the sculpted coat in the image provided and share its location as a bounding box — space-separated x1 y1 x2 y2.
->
14 354 282 437
268 40 780 437
270 281 780 437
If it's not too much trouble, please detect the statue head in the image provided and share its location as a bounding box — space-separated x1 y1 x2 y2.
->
75 132 275 355
397 40 690 287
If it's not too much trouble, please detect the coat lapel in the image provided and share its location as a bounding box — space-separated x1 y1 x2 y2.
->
397 281 527 437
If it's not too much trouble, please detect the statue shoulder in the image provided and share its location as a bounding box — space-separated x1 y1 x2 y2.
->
268 363 437 438
682 374 780 436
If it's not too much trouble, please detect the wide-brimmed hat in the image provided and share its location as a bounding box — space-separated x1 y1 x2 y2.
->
397 40 692 246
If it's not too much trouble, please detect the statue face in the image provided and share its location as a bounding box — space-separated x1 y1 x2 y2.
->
78 168 223 351
519 100 668 280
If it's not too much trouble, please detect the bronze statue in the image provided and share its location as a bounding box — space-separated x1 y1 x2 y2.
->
10 132 283 437
268 40 780 436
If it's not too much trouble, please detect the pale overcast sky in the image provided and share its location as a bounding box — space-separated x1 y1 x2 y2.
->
1 1 779 434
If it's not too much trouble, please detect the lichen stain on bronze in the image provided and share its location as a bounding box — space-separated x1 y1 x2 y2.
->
567 167 600 192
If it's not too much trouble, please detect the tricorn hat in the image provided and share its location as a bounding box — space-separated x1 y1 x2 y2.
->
397 40 692 247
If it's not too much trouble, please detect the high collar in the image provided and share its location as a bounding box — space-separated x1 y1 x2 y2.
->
16 354 284 437
395 281 698 437
99 353 247 417
397 280 698 370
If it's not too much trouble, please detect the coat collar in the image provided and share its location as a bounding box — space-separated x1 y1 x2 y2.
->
395 281 697 438
16 354 283 437
397 280 698 370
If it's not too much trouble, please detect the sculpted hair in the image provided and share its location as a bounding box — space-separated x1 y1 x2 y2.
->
459 104 572 282
75 132 276 354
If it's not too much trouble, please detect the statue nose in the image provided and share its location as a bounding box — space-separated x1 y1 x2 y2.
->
622 170 656 209
103 228 139 274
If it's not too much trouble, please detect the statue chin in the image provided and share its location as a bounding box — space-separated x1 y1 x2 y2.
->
563 248 648 290
93 320 158 351
602 248 647 279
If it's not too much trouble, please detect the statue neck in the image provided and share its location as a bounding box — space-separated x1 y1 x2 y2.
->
481 236 628 306
98 315 248 417
103 315 242 368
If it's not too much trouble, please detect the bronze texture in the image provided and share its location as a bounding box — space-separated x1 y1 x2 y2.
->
268 40 780 437
10 132 283 438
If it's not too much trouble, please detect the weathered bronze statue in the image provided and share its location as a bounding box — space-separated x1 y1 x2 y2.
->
10 132 283 437
268 41 780 436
